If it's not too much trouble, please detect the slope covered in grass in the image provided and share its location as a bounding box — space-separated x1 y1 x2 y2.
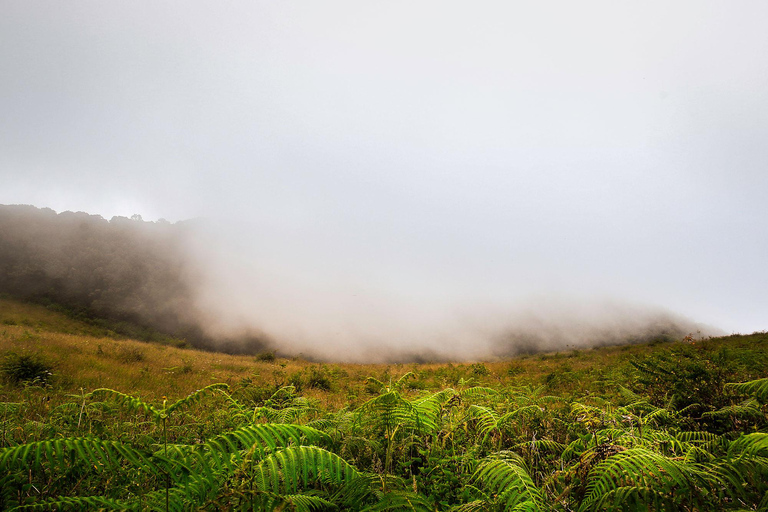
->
1 297 766 404
2 297 767 510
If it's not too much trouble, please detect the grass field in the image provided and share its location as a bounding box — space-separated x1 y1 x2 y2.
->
1 298 767 510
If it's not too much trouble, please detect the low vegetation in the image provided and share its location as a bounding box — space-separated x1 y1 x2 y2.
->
1 299 767 510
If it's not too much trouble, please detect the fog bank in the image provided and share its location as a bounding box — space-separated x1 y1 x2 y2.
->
1 3 765 354
184 218 719 362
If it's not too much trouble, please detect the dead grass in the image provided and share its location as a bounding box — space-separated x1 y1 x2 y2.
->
1 298 764 409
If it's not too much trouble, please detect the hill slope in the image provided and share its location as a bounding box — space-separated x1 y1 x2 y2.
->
2 297 767 511
2 297 765 405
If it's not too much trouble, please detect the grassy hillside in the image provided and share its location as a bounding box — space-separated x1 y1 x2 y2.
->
1 297 767 510
2 297 765 404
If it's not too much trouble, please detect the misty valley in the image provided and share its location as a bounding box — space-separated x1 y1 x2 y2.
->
4 1 768 508
1 204 767 510
0 204 717 363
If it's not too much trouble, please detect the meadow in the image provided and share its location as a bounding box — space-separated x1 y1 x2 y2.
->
1 298 767 511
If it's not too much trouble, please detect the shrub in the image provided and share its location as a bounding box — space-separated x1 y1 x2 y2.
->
406 378 427 390
306 366 333 391
116 346 145 363
287 371 305 392
631 347 736 418
1 351 54 385
256 350 277 362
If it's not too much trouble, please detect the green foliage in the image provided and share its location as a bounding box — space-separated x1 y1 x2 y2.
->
1 351 53 385
115 346 145 363
255 350 277 362
630 346 737 416
472 451 544 510
727 377 768 402
2 355 768 511
289 365 334 392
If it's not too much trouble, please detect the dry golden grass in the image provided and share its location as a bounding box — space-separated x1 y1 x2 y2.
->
2 297 761 409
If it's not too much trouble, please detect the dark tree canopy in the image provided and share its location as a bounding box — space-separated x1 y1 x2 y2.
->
0 204 204 345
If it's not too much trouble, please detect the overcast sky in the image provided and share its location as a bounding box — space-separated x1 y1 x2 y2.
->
1 1 767 345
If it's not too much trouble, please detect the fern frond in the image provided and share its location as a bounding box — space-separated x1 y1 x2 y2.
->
356 390 416 434
617 385 643 403
281 493 337 511
9 495 133 511
729 433 768 458
448 500 489 512
578 447 712 512
459 387 498 399
361 491 434 511
366 377 388 394
561 433 594 461
0 402 23 413
676 431 721 444
472 451 543 510
587 485 675 512
392 372 416 390
204 423 329 466
266 385 300 404
255 396 320 425
467 404 499 439
141 484 202 512
512 438 566 455
88 388 157 417
306 417 338 431
0 437 177 476
726 378 768 402
704 398 764 422
166 383 228 414
254 445 361 495
410 390 455 434
499 404 544 425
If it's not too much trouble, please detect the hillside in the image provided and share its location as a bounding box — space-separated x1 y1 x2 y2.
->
1 204 721 363
2 297 767 510
1 296 766 404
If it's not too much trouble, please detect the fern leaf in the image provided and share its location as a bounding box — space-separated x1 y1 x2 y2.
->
166 383 228 414
203 423 329 471
88 388 157 417
512 438 566 455
281 493 337 511
729 433 768 458
467 404 499 439
704 398 764 422
472 451 543 510
9 495 133 511
255 445 360 495
361 491 434 511
0 437 177 476
448 501 489 512
726 378 768 402
459 386 498 399
578 448 711 512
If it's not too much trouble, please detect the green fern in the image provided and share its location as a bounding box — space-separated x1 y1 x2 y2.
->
578 447 714 511
0 436 179 476
704 398 764 422
472 451 544 511
89 383 229 420
254 445 361 494
361 491 434 511
9 495 133 511
726 378 768 402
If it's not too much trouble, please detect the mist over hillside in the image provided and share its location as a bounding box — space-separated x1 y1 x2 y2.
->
0 205 200 342
0 204 718 361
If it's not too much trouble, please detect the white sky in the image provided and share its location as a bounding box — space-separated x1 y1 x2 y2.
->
1 1 767 343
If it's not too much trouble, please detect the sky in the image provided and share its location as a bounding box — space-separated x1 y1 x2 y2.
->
1 2 767 356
